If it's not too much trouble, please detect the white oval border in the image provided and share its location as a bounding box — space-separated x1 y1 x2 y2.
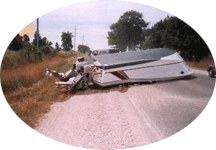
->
0 0 215 150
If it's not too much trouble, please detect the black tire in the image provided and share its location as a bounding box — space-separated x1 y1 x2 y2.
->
208 69 215 78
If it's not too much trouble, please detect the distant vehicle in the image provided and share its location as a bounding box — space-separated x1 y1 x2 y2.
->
92 49 119 56
46 48 193 90
207 65 216 78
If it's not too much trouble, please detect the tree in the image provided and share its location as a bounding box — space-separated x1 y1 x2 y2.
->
32 32 53 48
61 31 73 51
78 45 90 53
142 21 165 49
108 10 148 51
143 16 210 60
55 42 60 51
8 34 23 50
23 34 30 43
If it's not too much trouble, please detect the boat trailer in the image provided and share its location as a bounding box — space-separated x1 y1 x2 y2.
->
45 62 100 91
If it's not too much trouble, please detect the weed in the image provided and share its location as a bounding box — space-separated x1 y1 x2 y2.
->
1 51 80 128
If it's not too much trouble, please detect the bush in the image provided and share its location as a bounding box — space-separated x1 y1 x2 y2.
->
40 45 52 55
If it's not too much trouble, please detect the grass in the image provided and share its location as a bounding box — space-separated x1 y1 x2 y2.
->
1 55 63 93
1 51 81 128
186 56 215 70
6 77 69 128
1 51 79 93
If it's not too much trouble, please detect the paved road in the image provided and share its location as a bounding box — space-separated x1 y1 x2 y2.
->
36 69 215 149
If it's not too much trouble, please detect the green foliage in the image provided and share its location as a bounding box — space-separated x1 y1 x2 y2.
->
7 34 26 50
78 44 90 53
19 48 35 63
1 51 22 69
2 46 56 70
108 10 148 51
40 45 52 55
4 31 57 67
32 32 53 48
143 16 210 60
55 42 61 51
61 31 73 51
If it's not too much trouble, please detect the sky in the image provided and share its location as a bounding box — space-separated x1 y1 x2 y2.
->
31 0 170 50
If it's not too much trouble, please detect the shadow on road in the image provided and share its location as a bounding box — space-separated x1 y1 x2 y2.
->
58 76 197 100
155 75 197 85
71 84 130 96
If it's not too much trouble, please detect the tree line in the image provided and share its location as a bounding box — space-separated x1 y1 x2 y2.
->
107 10 211 61
7 31 90 55
8 31 72 52
7 32 57 63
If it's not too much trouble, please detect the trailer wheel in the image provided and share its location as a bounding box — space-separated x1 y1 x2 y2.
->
73 76 89 90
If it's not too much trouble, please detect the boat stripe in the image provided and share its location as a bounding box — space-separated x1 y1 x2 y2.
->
110 71 129 80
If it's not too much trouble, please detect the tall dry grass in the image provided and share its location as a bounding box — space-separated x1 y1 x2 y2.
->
1 55 65 93
186 56 215 70
6 77 69 128
1 52 80 128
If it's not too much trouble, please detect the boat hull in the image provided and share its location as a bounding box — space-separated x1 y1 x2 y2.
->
92 52 193 87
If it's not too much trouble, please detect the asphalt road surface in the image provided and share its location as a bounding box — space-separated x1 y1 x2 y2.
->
36 69 215 149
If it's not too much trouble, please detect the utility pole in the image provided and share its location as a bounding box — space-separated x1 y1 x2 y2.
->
36 18 39 50
74 26 77 51
82 35 84 45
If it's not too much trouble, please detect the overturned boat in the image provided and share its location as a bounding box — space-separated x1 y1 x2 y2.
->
46 48 193 90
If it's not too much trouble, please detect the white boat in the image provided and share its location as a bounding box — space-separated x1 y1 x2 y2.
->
46 48 193 90
88 48 193 87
